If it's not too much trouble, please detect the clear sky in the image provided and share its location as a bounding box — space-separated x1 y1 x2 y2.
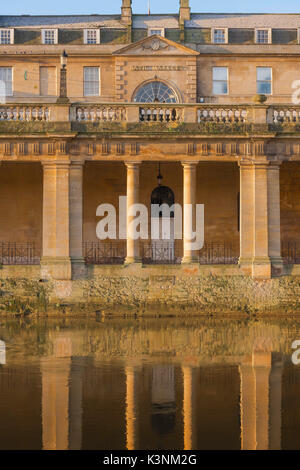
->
2 0 300 16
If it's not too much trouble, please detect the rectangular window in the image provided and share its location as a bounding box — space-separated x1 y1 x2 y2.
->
83 67 100 96
84 29 100 44
255 29 271 44
148 28 165 37
212 28 228 44
257 67 272 94
42 29 58 45
0 67 13 96
212 67 228 95
0 29 13 45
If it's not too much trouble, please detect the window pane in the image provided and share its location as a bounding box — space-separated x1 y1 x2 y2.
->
84 67 99 96
257 67 271 81
213 67 227 81
0 67 12 96
257 81 271 94
0 30 11 45
214 29 225 43
149 30 162 36
257 30 269 43
213 81 228 95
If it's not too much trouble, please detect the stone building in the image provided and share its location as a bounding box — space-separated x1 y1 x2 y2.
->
0 0 299 281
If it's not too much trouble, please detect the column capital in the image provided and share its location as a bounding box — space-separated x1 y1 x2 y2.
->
42 160 70 170
125 161 142 169
182 161 198 168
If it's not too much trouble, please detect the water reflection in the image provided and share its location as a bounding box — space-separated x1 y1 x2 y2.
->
0 318 300 449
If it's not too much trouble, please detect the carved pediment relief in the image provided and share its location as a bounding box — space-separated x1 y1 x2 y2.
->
114 35 199 56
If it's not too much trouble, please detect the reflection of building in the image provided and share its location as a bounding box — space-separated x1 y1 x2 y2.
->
1 1 300 281
151 365 176 436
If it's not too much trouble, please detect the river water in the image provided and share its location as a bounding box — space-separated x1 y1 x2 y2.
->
0 316 300 450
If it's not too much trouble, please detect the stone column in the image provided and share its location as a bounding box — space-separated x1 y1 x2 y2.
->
182 366 196 450
182 162 198 263
125 163 141 264
268 163 283 274
41 161 85 280
239 161 272 278
125 365 138 450
69 162 85 279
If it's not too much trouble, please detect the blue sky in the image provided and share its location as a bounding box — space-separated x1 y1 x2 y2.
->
2 0 300 16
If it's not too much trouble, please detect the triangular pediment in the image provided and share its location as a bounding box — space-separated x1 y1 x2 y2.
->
114 35 199 56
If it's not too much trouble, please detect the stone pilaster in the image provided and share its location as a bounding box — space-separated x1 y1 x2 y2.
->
268 163 283 275
69 162 85 279
182 162 198 263
125 162 141 264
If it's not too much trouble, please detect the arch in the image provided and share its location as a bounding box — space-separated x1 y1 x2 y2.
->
151 185 175 218
132 80 180 103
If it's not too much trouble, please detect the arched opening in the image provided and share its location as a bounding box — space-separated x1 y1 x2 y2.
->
149 165 175 263
133 80 179 104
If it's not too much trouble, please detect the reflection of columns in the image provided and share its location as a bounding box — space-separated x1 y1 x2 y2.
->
42 357 71 450
269 360 283 450
125 366 138 450
182 366 196 450
239 162 272 279
182 162 198 263
41 335 84 450
125 163 141 264
240 352 282 450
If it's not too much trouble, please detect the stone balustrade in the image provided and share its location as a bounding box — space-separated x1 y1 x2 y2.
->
197 106 248 123
0 106 50 121
271 107 300 123
1 102 300 126
75 105 127 122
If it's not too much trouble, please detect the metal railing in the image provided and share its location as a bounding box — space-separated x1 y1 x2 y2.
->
83 241 126 265
198 242 239 265
141 241 180 264
281 241 300 264
0 242 40 265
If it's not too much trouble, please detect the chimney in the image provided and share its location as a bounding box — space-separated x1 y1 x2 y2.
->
121 0 132 25
179 0 191 24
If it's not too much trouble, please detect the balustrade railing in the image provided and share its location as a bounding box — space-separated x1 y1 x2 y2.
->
0 242 40 265
139 106 183 122
75 106 127 122
197 107 248 123
271 107 300 124
0 106 50 121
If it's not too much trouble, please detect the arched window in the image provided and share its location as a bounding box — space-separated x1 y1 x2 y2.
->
151 185 175 218
133 81 178 103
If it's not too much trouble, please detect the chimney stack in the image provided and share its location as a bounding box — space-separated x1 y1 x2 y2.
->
121 0 132 25
179 0 191 24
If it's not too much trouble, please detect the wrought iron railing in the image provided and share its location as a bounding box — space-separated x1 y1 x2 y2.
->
0 242 40 265
198 242 239 265
141 241 180 265
281 241 300 264
83 241 126 265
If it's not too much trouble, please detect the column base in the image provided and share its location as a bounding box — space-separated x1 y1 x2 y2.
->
270 256 284 277
41 257 72 280
181 256 199 264
124 257 142 265
238 257 253 276
252 257 272 279
71 257 87 280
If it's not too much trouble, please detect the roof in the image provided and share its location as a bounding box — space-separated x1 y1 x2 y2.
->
1 13 300 30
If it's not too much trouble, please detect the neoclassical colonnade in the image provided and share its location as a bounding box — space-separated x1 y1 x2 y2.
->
39 158 283 280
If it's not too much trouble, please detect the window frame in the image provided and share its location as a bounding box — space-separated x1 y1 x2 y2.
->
84 29 101 45
148 28 165 37
0 66 13 97
256 66 272 95
211 28 228 44
212 66 229 96
42 29 58 45
83 66 100 97
297 28 300 44
255 28 272 44
0 29 14 45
